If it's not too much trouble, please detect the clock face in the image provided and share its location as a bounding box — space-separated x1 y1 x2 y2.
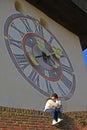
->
4 13 76 100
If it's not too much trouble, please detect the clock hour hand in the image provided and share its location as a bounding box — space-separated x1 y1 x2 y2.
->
36 40 60 68
52 46 62 59
35 51 50 59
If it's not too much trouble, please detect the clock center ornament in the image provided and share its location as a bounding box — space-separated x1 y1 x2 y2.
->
4 13 76 100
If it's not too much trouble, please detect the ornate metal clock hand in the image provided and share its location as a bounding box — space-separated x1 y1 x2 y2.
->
36 40 45 51
29 52 39 65
35 40 60 68
35 51 59 68
52 46 63 59
36 40 62 59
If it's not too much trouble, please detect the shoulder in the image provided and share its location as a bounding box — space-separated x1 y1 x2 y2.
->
46 99 53 103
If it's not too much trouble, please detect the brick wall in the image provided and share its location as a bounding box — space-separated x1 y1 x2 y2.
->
0 106 59 130
0 106 87 130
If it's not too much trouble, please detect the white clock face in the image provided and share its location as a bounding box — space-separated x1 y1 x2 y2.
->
4 13 76 100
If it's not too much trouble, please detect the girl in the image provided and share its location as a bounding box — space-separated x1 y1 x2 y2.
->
44 93 63 125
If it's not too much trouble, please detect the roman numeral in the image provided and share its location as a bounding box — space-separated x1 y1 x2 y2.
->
62 64 73 75
34 21 44 37
11 22 25 37
14 54 29 70
48 35 54 44
61 74 72 90
20 18 33 32
45 80 54 94
57 82 66 97
9 35 22 49
28 70 40 86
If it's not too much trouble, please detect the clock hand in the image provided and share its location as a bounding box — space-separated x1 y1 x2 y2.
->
35 51 50 59
36 40 54 57
35 51 59 68
41 52 59 68
36 41 60 68
29 52 39 65
36 40 45 51
35 55 43 58
36 41 62 58
52 46 62 59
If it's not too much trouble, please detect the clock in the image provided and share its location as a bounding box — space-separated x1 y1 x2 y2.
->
4 13 76 100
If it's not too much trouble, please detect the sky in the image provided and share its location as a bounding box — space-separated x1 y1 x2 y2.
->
82 48 87 67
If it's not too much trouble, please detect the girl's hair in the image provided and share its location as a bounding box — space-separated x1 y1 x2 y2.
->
45 93 58 103
51 93 58 99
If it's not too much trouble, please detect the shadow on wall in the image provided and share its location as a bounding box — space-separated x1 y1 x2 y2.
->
56 112 87 130
56 113 77 130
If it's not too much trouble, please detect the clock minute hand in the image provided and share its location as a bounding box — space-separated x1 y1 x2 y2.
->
36 40 45 51
35 52 48 59
35 55 43 58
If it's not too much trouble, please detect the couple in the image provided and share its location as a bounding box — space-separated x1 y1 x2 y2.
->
44 93 63 125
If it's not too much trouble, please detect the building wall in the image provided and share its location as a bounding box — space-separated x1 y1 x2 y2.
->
0 0 87 112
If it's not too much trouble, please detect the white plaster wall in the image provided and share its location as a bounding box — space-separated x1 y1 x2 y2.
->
0 0 87 111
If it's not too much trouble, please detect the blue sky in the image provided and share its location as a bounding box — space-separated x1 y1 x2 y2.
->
82 48 87 67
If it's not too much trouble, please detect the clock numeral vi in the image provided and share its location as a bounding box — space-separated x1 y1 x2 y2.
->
46 80 54 94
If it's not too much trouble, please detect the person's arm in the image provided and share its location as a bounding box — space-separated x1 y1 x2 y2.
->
56 100 62 108
44 99 55 110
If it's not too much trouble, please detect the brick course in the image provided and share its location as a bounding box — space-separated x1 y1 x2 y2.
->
0 106 87 130
0 106 57 130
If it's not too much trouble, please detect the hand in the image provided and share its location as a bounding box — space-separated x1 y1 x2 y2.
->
36 40 62 58
36 40 45 51
52 46 62 59
29 52 39 65
36 40 61 68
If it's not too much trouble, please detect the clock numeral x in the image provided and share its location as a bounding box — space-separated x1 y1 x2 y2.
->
11 22 25 37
